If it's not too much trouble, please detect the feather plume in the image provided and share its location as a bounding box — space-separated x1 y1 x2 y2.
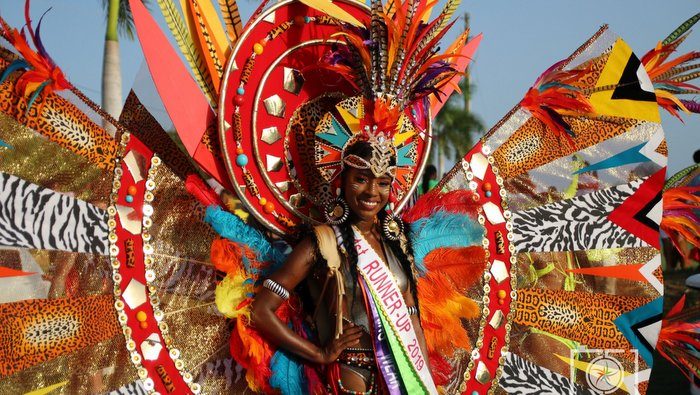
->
157 0 216 104
269 349 306 395
435 0 460 33
0 11 70 111
403 189 480 223
410 211 484 273
662 186 700 260
428 352 452 387
521 60 594 147
657 295 700 381
205 206 287 273
663 13 700 45
298 0 363 27
423 246 486 290
218 0 243 44
642 14 700 120
418 271 479 355
230 317 275 393
184 0 226 92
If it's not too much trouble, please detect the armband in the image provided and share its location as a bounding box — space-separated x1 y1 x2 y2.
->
262 279 290 300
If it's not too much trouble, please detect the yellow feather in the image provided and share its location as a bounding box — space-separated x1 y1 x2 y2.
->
218 0 243 45
298 0 364 27
198 0 230 57
157 0 216 104
184 0 226 92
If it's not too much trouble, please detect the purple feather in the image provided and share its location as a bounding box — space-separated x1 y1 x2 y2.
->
680 99 700 113
34 8 55 66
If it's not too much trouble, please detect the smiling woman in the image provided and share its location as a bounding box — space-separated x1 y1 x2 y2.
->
251 134 428 393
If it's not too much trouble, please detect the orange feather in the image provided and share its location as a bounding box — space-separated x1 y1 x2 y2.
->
418 271 479 356
423 246 486 290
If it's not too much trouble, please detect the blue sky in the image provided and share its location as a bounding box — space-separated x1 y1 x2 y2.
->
1 1 698 174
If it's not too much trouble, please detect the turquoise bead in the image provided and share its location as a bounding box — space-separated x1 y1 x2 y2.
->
485 191 492 198
236 154 248 166
125 195 134 203
237 87 245 95
304 16 311 23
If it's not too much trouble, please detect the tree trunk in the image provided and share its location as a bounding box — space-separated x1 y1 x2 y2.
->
102 0 122 136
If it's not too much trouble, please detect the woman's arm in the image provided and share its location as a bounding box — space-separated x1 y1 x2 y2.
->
250 236 364 364
404 289 429 362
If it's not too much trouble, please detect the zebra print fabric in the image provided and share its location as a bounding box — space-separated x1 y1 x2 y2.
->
104 380 146 395
511 178 647 253
0 172 109 255
499 352 594 394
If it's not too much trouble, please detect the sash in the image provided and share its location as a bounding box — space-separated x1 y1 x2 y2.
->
353 230 438 395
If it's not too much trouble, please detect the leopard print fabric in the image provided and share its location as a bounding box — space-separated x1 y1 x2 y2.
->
513 288 649 350
0 62 118 171
493 115 639 179
0 294 120 377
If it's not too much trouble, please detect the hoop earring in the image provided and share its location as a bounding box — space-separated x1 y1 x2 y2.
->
324 197 349 225
381 211 403 241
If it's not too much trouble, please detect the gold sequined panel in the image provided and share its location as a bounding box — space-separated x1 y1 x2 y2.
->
0 112 112 207
493 115 639 179
0 334 138 394
0 62 118 172
147 164 237 393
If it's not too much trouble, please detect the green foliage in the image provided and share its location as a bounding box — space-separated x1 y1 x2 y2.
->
101 0 152 40
432 77 484 162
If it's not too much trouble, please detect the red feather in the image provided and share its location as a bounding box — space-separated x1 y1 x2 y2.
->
423 246 486 290
403 189 480 223
428 352 452 387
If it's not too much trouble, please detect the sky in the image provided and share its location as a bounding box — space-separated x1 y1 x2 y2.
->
1 1 698 175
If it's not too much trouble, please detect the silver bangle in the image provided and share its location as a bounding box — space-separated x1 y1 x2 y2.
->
263 279 290 300
407 305 418 316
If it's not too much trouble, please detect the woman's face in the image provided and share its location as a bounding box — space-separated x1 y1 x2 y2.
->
342 167 392 222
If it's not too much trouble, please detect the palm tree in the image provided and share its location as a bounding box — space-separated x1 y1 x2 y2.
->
432 76 484 174
100 0 149 135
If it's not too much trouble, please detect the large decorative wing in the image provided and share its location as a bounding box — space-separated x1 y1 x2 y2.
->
406 17 699 394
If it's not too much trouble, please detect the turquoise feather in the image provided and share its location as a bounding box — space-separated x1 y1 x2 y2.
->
269 349 306 395
204 205 287 276
410 211 483 275
0 59 29 84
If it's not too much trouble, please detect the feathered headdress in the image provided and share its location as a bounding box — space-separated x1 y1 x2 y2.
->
313 0 474 204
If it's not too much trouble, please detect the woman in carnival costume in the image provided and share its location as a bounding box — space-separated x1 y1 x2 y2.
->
1 0 700 394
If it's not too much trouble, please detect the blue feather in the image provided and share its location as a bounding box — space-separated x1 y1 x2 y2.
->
409 211 483 274
204 206 287 276
0 139 11 149
26 80 49 113
0 59 30 84
269 349 306 395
